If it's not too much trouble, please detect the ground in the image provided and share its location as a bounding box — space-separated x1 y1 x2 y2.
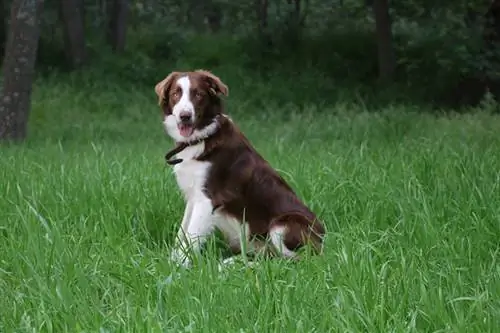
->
0 75 499 332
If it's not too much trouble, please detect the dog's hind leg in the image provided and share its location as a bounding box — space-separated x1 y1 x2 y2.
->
268 213 325 259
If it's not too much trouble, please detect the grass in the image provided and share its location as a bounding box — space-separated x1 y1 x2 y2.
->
0 73 499 332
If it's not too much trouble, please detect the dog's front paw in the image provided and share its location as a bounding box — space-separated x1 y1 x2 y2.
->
169 247 192 268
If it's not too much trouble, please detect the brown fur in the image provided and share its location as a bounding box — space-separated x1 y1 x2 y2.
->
156 70 325 259
156 70 228 135
200 115 325 256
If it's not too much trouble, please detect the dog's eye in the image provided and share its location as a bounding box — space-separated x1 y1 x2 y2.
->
194 92 202 99
171 92 179 99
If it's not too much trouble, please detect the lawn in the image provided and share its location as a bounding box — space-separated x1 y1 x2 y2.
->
0 76 499 332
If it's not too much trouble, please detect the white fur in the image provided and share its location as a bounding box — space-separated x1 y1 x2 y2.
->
163 76 220 143
172 76 194 123
164 115 219 143
269 225 297 258
169 142 212 267
169 141 258 267
217 256 259 273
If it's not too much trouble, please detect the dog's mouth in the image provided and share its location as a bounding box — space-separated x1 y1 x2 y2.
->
178 123 194 137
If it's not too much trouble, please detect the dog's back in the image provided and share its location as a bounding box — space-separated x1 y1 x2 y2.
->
199 116 325 256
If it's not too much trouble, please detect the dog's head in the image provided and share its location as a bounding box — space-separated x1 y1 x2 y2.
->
155 70 229 142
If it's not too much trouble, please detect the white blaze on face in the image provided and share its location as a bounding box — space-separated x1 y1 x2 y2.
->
163 74 219 143
171 76 195 138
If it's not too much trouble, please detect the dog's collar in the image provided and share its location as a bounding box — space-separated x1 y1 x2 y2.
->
164 115 222 165
165 137 205 165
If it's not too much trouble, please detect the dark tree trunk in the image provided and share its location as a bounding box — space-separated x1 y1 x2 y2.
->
0 0 5 56
483 0 500 50
186 0 204 32
59 0 87 68
287 0 302 24
373 0 396 81
285 0 308 47
255 0 269 37
253 0 273 73
205 2 222 33
106 0 129 52
0 0 45 142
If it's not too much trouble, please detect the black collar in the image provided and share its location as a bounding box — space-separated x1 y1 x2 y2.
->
165 138 204 165
164 115 224 166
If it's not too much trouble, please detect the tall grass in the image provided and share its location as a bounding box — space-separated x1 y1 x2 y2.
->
0 72 499 332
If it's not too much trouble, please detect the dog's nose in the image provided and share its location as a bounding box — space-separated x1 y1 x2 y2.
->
179 111 192 122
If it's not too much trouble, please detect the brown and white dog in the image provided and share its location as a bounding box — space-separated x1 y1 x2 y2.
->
154 70 326 268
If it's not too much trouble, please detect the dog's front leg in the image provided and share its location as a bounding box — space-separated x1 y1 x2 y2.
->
172 200 193 247
170 196 215 268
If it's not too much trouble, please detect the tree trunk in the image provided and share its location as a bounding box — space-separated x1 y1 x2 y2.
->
255 0 272 50
373 0 395 81
483 0 500 50
205 2 222 33
0 0 6 56
186 0 204 33
0 0 44 142
107 0 129 52
59 0 87 68
255 0 269 36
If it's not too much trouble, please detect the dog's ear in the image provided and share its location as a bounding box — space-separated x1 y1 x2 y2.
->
154 72 182 107
195 69 229 97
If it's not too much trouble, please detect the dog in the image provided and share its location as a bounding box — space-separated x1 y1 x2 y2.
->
155 70 326 268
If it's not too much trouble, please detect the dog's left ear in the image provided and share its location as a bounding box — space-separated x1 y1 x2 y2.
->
195 69 229 97
155 72 182 106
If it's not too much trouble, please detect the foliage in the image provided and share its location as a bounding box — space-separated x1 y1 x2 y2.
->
20 0 499 108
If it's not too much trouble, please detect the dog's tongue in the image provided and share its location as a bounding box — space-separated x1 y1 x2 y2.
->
178 124 194 137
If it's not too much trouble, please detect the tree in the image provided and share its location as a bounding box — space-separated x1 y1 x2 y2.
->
0 0 6 56
205 1 222 33
255 0 269 38
373 0 396 80
107 0 129 52
59 0 87 68
0 0 45 142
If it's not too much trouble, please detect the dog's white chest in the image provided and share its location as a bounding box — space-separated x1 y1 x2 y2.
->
172 143 211 200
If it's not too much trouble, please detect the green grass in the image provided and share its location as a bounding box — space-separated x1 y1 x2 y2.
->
1 75 499 332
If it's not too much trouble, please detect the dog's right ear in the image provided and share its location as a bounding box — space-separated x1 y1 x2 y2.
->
195 69 229 97
154 72 182 109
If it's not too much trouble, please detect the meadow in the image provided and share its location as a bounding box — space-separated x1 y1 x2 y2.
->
0 72 499 332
